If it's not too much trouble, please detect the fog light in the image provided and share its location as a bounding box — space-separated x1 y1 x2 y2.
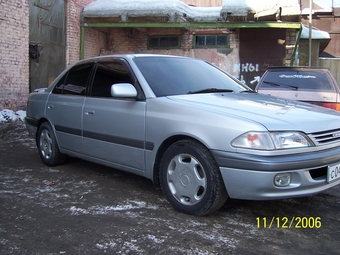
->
274 173 292 187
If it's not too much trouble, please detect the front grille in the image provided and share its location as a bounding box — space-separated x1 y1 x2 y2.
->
308 128 340 145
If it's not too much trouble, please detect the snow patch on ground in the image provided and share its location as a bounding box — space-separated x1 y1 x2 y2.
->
69 200 159 216
0 109 26 123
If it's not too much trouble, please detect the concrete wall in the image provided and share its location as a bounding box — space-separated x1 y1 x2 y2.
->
0 0 29 111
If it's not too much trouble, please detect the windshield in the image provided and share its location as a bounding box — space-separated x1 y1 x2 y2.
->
134 56 249 97
261 70 335 91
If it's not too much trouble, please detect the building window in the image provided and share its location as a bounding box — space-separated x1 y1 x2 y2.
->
194 35 229 48
148 36 180 49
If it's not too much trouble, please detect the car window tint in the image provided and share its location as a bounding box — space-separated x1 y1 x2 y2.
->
91 61 133 97
52 63 93 95
134 57 247 97
261 70 335 91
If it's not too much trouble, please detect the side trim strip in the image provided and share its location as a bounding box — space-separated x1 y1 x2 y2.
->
84 130 145 149
54 125 154 151
25 117 38 127
55 125 82 136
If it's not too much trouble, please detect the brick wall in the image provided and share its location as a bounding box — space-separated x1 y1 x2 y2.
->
84 28 107 58
285 29 298 65
104 27 240 76
0 0 29 111
66 0 96 66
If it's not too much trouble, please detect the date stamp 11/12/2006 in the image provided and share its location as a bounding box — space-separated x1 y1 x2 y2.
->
256 217 321 229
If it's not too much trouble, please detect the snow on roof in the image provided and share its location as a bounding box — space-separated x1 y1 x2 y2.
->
221 0 300 16
301 24 331 39
82 0 222 22
82 0 300 21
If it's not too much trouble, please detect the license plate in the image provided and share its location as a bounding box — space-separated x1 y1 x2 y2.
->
327 162 340 183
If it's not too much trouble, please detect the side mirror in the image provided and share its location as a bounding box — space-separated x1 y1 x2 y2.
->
111 83 137 98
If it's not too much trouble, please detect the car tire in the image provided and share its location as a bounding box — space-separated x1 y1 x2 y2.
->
160 139 228 216
37 122 66 166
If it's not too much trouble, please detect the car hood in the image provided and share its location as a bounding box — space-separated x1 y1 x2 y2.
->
167 92 340 132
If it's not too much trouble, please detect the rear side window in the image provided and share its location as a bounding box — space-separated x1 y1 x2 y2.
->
261 70 335 91
53 63 93 95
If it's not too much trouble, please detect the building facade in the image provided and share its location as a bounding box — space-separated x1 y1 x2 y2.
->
0 0 339 111
80 0 301 88
0 0 29 110
0 0 97 111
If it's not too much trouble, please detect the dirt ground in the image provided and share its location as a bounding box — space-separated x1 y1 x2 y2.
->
0 121 339 254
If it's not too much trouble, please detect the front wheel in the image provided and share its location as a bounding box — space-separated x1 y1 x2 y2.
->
37 122 66 166
159 140 228 216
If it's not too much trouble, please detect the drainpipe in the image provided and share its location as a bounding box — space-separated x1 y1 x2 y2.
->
308 0 313 66
290 23 302 66
80 26 85 60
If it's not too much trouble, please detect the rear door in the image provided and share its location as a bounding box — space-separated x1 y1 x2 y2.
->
82 58 146 172
46 62 93 153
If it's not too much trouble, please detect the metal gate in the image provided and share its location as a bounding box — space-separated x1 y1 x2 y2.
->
29 0 66 91
239 28 286 89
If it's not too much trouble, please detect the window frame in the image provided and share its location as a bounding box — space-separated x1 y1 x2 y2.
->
89 58 146 101
52 63 94 96
193 34 230 49
148 36 181 50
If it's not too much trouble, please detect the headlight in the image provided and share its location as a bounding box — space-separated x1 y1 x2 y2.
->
270 132 314 149
231 131 314 150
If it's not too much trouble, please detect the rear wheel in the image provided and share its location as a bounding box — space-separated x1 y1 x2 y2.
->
160 139 228 216
37 122 66 166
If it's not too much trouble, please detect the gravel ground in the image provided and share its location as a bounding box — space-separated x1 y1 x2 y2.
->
0 121 339 254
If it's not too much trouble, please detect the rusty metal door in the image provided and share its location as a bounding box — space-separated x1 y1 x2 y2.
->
29 0 66 91
239 28 286 89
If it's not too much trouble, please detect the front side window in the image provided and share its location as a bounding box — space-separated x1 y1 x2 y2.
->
52 63 93 95
194 35 229 48
90 60 133 98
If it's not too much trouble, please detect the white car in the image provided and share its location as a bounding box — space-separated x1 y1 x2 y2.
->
255 66 340 111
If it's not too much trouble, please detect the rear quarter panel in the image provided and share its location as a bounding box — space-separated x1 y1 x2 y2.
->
27 92 49 122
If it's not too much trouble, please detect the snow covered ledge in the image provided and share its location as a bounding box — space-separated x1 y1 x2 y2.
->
221 0 300 21
82 0 222 22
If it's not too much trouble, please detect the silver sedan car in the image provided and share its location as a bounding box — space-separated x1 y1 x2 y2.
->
25 54 340 216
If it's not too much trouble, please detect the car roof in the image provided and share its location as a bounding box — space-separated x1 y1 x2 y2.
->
70 54 194 67
79 54 189 61
266 66 330 71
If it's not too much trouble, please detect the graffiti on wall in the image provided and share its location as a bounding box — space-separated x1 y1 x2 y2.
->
234 62 261 88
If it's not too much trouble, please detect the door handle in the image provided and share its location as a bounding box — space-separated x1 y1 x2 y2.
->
84 110 94 115
47 105 54 109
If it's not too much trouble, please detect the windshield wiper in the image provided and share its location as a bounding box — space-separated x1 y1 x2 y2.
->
240 90 256 93
263 81 298 90
188 88 234 94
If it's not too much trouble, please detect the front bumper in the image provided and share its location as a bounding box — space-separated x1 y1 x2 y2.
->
211 147 340 200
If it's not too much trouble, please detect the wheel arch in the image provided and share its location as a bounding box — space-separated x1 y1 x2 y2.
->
152 135 212 186
35 118 56 145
